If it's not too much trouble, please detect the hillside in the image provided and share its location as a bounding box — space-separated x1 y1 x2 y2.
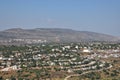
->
0 28 119 44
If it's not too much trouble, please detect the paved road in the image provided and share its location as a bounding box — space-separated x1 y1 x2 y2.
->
64 65 112 80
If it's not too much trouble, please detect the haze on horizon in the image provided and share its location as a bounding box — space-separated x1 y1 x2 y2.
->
0 0 120 36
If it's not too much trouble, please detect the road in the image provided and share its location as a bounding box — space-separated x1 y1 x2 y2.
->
64 65 112 80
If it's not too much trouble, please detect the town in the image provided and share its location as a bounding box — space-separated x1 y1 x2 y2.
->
0 42 120 80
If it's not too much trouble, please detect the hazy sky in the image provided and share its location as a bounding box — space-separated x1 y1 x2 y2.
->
0 0 120 36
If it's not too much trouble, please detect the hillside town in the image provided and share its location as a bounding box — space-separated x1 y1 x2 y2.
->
0 0 120 79
0 42 120 80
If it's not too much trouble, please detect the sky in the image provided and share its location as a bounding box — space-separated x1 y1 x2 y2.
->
0 0 120 36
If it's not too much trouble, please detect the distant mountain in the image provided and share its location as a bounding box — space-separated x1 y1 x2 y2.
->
0 28 119 44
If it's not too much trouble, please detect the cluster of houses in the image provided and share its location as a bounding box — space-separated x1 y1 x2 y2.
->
0 39 47 44
0 42 119 73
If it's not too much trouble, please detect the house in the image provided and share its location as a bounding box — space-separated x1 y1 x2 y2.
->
82 47 91 53
0 56 3 60
1 65 20 71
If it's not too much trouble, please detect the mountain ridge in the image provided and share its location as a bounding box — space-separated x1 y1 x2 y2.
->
0 28 119 44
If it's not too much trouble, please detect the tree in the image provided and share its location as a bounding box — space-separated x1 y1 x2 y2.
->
75 70 82 74
0 76 3 80
10 76 16 80
104 62 109 68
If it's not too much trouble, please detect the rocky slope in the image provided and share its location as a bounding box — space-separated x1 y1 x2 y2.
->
0 28 119 43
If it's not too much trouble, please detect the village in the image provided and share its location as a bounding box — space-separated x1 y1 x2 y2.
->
0 42 120 80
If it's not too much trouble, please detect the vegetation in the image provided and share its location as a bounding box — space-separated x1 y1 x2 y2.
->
0 42 120 80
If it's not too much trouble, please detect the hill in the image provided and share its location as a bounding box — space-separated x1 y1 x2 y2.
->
0 28 119 44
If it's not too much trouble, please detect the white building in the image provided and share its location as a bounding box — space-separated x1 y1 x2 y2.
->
83 49 91 53
1 65 20 71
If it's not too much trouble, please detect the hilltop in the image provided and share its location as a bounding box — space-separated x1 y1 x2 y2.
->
0 28 119 44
